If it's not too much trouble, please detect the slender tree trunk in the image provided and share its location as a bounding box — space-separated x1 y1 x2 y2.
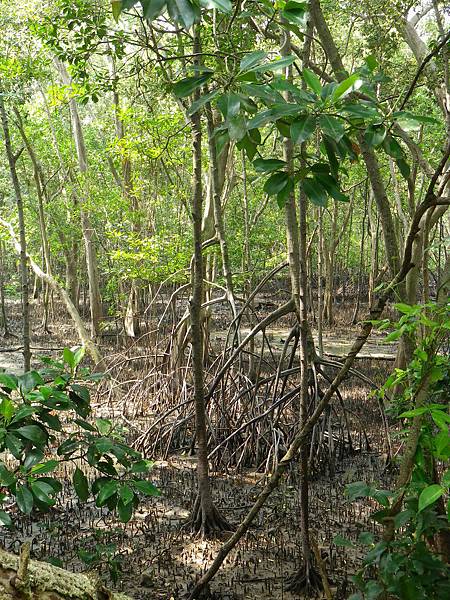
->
14 108 52 332
187 27 230 537
0 95 31 371
55 60 103 338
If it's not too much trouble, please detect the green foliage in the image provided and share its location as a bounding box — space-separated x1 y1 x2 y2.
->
339 302 450 600
0 349 159 526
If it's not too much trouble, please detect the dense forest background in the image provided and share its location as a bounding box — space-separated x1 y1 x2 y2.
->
0 1 449 599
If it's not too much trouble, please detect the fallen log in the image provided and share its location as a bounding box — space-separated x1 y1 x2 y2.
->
0 543 132 600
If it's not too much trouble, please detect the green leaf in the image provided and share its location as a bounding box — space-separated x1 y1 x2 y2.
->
5 433 23 459
23 449 44 470
319 115 345 142
187 89 219 116
302 177 328 207
117 497 133 522
365 54 378 71
30 481 55 506
394 111 439 131
132 479 160 496
396 158 411 179
173 73 212 98
302 68 322 95
442 469 450 488
314 173 349 202
63 348 75 369
239 50 267 72
73 346 85 367
130 459 154 473
217 93 240 119
228 114 247 141
382 135 404 159
364 124 386 147
253 158 286 173
73 467 90 502
341 102 378 119
276 177 294 208
248 56 295 73
0 510 12 527
30 460 58 475
18 371 44 394
418 484 444 512
199 0 232 12
322 136 339 178
282 1 308 27
333 534 354 547
96 418 112 436
96 480 119 506
0 398 14 422
264 172 289 196
399 407 429 418
141 0 166 20
171 0 198 29
16 484 34 515
346 481 371 501
290 115 316 144
119 484 135 505
358 531 375 545
15 425 47 447
0 463 16 486
332 73 362 101
0 374 18 390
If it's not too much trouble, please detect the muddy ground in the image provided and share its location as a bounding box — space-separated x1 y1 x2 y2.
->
0 297 397 599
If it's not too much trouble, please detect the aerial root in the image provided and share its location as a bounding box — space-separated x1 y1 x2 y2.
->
184 495 234 539
285 560 323 597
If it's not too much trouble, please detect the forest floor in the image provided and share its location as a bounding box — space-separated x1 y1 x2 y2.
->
0 297 398 599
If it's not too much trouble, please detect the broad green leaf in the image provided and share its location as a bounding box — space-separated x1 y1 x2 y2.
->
358 531 375 545
73 467 90 502
132 479 160 496
119 484 135 505
31 481 55 505
73 346 85 367
341 102 378 119
30 460 58 475
23 449 44 470
399 407 429 418
16 484 34 515
171 0 198 29
63 348 75 369
173 73 212 98
217 93 241 119
0 398 14 422
248 56 295 73
117 498 133 522
15 425 48 447
365 54 378 71
345 481 371 501
396 158 411 179
276 177 294 208
333 534 354 547
302 178 328 207
264 172 289 196
130 459 154 473
199 0 232 12
239 50 267 72
394 111 439 131
253 158 286 173
282 1 308 27
302 68 322 94
319 115 345 142
332 73 362 101
0 463 16 486
0 510 12 527
290 115 316 144
141 0 167 20
418 484 444 512
96 418 112 436
228 114 247 141
382 135 403 159
364 124 386 147
442 470 450 488
0 374 18 390
314 173 349 202
18 371 44 394
187 90 219 116
96 480 119 506
236 134 257 160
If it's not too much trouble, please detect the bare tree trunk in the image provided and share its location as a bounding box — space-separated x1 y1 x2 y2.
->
14 108 52 332
55 61 103 338
187 27 230 537
0 94 31 371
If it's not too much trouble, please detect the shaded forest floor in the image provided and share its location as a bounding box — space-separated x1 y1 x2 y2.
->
0 297 398 599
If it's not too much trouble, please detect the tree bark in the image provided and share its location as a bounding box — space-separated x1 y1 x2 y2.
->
0 94 31 371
